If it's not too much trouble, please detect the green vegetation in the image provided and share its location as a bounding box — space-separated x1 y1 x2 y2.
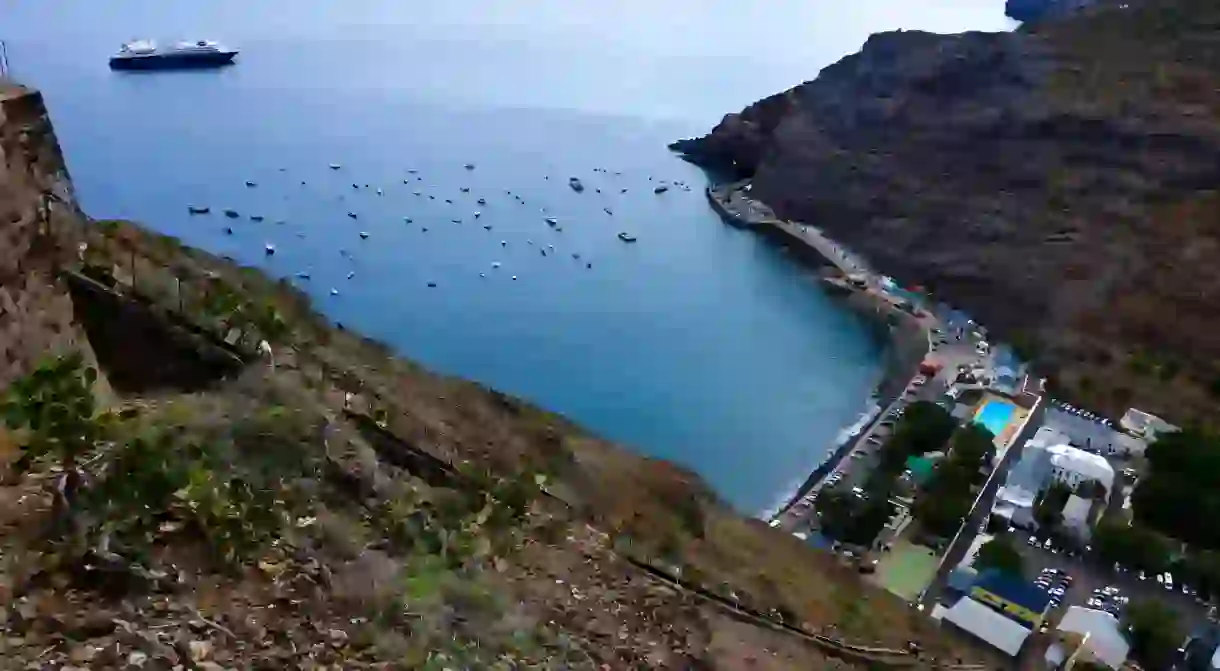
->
0 212 1004 668
1092 521 1172 574
2 354 315 567
912 424 993 539
974 535 1024 577
1123 598 1184 670
1132 427 1220 549
1034 481 1072 532
875 401 958 477
818 401 955 547
817 488 893 548
1099 429 1220 602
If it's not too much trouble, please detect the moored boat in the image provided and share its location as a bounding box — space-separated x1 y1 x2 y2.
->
109 39 238 70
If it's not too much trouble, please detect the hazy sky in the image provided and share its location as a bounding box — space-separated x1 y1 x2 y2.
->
8 1 1014 121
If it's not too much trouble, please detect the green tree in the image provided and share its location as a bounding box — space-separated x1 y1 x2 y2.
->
817 489 893 548
876 401 957 476
975 535 1024 577
1131 426 1220 549
1035 482 1072 532
1177 550 1220 602
911 423 997 539
1124 599 1183 670
913 488 971 539
1092 521 1170 573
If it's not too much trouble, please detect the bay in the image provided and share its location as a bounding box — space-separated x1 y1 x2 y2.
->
4 1 1012 513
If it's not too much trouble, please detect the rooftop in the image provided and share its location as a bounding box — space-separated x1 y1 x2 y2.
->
973 569 1054 615
1051 607 1130 669
941 597 1032 656
1048 444 1115 488
1120 407 1179 438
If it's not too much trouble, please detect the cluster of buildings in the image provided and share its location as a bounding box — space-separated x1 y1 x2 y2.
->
937 570 1134 668
992 425 1117 537
936 569 1135 668
930 403 1183 667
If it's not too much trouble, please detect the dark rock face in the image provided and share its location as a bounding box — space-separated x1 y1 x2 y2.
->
673 1 1220 423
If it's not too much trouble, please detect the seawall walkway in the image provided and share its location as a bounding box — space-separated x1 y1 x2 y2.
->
707 181 936 521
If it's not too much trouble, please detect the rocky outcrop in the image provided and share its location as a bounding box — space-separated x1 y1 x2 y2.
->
0 83 103 393
673 0 1220 424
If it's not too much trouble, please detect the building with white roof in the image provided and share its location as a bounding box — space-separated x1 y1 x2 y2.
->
1044 607 1130 669
940 597 1032 657
991 427 1059 529
1048 444 1115 493
1120 407 1179 441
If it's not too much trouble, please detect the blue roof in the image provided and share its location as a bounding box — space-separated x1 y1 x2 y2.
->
972 570 1053 614
947 567 979 594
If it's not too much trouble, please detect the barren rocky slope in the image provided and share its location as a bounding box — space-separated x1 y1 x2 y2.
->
673 0 1220 426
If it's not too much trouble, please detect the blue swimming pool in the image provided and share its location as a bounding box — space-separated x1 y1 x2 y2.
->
974 399 1016 439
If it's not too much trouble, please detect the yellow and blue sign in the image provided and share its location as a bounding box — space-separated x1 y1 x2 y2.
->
970 570 1052 628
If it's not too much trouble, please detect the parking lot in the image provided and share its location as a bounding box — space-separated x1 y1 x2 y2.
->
1012 529 1214 634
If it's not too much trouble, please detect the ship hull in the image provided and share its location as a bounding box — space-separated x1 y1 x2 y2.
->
109 51 237 70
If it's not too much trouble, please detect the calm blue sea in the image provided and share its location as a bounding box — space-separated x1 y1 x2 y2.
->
4 1 1012 513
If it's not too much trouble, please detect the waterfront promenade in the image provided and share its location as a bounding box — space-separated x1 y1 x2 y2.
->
706 181 938 523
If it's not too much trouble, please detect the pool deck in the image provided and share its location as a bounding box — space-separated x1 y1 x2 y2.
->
973 394 1030 455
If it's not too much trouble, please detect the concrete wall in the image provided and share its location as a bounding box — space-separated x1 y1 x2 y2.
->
0 82 101 393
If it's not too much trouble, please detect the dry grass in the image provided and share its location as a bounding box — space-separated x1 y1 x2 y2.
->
35 214 1001 667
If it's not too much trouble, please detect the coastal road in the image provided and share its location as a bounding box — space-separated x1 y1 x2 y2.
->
773 319 985 534
771 311 939 532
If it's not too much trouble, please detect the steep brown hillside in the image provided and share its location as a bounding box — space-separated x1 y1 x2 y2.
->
673 0 1220 425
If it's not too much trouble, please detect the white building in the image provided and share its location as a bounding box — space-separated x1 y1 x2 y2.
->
1120 407 1179 441
941 597 1031 657
991 427 1060 529
1044 607 1130 669
1048 444 1115 494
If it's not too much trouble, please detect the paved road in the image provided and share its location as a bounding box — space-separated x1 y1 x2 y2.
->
920 402 1043 608
775 332 983 534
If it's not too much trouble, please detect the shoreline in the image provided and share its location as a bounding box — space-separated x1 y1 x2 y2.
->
705 181 933 520
765 289 930 519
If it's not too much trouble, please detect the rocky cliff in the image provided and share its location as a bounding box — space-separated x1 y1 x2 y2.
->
673 0 1220 425
0 83 106 394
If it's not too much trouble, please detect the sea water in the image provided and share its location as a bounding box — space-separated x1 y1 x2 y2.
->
5 0 1011 513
